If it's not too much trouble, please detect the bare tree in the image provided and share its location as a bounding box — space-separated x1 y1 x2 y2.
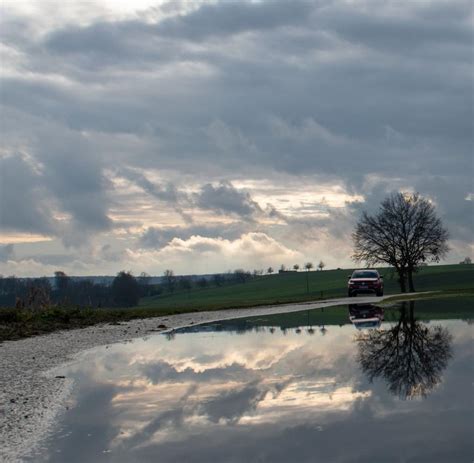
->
318 260 325 271
293 264 299 271
138 271 151 297
304 262 313 293
163 269 176 293
352 192 449 292
356 301 452 399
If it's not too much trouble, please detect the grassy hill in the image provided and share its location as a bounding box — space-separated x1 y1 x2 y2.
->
139 264 474 313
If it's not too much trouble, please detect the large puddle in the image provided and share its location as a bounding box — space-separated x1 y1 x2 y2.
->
35 298 473 462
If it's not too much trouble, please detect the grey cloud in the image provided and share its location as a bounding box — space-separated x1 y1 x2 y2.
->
139 222 248 249
99 244 126 263
43 0 313 56
194 181 262 218
118 167 179 203
155 0 313 40
21 253 72 266
0 244 14 262
321 1 472 54
412 176 474 242
0 155 56 235
37 139 113 242
201 383 267 424
0 111 113 246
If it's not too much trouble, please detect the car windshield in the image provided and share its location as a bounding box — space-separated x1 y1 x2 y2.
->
352 271 378 278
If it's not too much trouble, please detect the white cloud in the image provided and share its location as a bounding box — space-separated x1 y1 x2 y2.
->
128 233 303 274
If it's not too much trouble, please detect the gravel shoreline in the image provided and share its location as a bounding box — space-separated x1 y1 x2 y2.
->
0 295 394 462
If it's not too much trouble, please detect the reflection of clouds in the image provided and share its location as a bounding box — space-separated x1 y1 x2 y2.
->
51 321 473 462
241 384 371 426
82 329 370 453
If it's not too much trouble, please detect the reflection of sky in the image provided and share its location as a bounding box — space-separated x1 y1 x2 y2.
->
38 320 473 463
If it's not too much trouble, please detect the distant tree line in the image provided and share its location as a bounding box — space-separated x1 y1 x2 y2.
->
0 271 159 309
159 268 257 294
0 267 266 309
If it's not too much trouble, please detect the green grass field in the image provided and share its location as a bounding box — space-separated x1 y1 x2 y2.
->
140 264 474 313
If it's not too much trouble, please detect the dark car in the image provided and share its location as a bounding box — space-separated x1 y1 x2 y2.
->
347 269 384 297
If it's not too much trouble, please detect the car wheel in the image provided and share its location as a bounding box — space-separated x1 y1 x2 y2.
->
376 290 383 297
348 291 352 297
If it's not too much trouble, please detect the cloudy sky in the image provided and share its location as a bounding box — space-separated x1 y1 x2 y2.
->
0 0 472 277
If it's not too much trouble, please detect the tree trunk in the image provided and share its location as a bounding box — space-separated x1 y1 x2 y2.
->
407 268 416 292
409 300 415 323
397 269 407 293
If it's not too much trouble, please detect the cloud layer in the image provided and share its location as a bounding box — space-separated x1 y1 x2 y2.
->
0 0 472 276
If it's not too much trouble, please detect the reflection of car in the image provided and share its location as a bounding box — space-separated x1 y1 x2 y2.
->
348 269 384 297
349 304 384 329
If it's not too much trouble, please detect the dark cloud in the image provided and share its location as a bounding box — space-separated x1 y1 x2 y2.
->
194 181 262 218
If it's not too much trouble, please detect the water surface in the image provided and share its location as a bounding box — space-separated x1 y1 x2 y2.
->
37 298 473 462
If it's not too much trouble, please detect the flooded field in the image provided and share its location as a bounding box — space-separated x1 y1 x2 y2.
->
35 298 473 462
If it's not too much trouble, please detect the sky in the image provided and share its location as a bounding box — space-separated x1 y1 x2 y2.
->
0 0 472 277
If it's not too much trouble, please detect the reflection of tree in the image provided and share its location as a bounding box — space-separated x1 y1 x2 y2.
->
165 331 176 341
356 301 452 399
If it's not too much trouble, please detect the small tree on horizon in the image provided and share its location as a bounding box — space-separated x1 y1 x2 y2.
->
304 262 313 294
318 261 325 271
267 267 274 274
138 271 151 297
163 269 176 293
293 264 300 271
352 192 449 292
54 270 70 295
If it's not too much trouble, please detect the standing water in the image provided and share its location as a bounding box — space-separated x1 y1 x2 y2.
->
34 298 473 462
